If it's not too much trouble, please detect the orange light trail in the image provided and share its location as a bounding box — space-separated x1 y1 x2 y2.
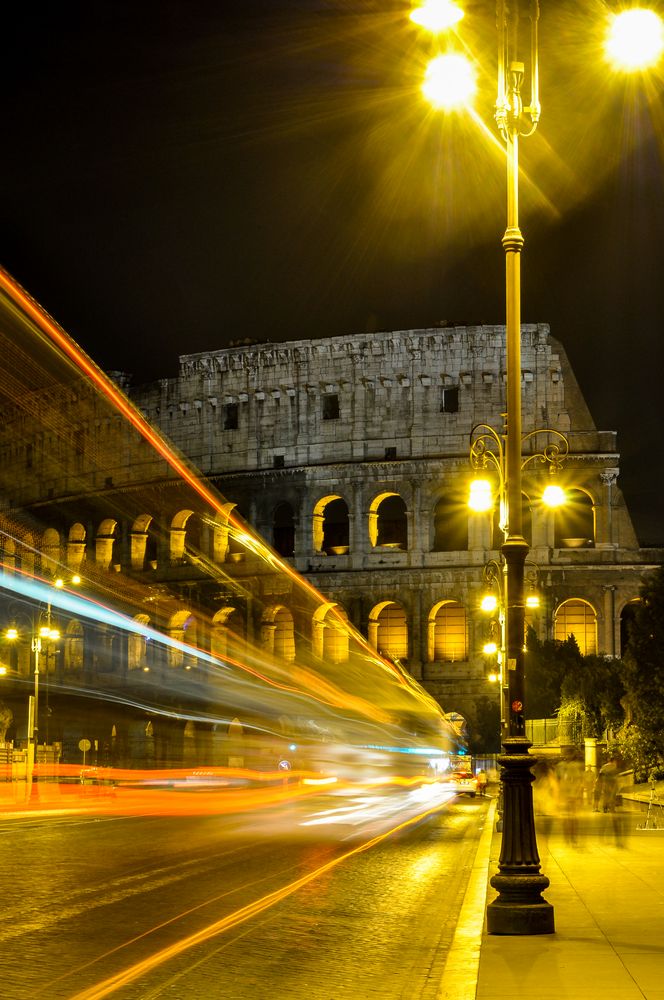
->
66 797 449 1000
0 266 431 708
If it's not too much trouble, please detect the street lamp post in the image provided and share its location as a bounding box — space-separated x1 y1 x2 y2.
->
476 1 554 922
411 0 664 936
411 0 553 934
5 574 79 780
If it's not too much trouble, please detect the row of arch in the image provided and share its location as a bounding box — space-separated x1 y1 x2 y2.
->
308 487 596 557
7 597 615 679
0 486 598 574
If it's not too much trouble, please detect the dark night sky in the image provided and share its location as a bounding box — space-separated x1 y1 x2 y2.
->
3 1 664 543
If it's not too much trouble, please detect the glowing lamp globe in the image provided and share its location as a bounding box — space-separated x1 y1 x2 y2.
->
606 9 664 70
481 594 498 613
542 483 565 508
469 478 494 512
422 54 476 110
410 0 464 32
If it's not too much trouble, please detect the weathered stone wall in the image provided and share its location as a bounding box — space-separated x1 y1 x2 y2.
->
0 324 656 732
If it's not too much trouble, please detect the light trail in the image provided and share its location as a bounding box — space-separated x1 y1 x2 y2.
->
34 843 304 997
66 797 449 1000
0 565 394 724
0 268 433 711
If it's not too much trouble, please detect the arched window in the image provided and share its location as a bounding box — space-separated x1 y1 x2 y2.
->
227 506 250 563
1 535 16 572
554 599 597 655
128 614 150 670
96 519 118 570
368 601 408 661
64 620 84 672
432 494 468 551
67 523 86 571
131 514 158 570
273 502 295 557
313 604 350 664
170 510 200 564
428 601 468 662
262 606 296 662
167 609 197 667
370 493 407 550
555 488 595 548
42 528 61 576
620 600 640 658
313 496 349 555
211 607 245 661
20 533 36 576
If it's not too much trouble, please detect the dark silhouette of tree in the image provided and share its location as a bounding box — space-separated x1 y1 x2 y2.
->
621 565 664 775
0 701 12 742
525 628 624 738
468 695 501 755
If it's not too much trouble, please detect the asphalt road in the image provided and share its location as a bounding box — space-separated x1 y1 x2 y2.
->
0 789 490 1000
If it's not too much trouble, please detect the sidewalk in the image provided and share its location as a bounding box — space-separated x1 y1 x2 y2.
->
472 797 664 1000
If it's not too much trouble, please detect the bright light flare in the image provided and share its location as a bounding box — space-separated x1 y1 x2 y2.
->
468 478 493 512
482 641 498 656
542 483 566 508
526 593 540 609
605 9 664 70
422 54 476 110
410 0 464 32
480 593 498 613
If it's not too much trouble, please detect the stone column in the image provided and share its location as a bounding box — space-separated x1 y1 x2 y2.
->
596 469 619 549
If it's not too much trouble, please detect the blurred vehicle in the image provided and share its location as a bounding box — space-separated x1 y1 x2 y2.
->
446 769 478 797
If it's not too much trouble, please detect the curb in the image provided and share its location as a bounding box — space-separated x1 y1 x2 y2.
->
437 797 496 1000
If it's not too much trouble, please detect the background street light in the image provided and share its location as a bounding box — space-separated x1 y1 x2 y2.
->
4 574 81 758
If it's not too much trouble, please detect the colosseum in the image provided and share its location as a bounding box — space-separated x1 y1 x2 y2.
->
0 320 661 760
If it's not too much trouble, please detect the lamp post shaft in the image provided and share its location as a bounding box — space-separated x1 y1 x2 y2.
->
486 0 554 936
503 124 525 739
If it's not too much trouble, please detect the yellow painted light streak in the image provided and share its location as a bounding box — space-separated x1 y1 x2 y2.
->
67 798 449 1000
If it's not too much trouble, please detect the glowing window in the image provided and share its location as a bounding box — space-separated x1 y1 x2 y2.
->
370 493 407 549
429 601 468 661
554 599 597 655
369 602 408 661
313 604 350 664
313 496 349 554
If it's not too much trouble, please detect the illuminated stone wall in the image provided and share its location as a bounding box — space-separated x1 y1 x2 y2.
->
0 324 658 739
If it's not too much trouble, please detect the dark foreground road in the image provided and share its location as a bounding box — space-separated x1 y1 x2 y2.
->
0 787 489 1000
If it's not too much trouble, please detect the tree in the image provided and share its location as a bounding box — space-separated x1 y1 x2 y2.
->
0 702 12 743
620 565 664 776
525 628 625 738
524 628 581 718
468 695 501 755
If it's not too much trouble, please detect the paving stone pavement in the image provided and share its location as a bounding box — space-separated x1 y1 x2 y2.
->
447 792 664 1000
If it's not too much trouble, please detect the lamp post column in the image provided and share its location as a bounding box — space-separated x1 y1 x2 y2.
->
30 635 41 746
486 0 554 936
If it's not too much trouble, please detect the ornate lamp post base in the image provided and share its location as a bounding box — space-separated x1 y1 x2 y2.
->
486 736 555 935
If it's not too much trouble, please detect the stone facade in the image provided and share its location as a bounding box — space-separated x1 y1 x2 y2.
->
1 323 661 752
